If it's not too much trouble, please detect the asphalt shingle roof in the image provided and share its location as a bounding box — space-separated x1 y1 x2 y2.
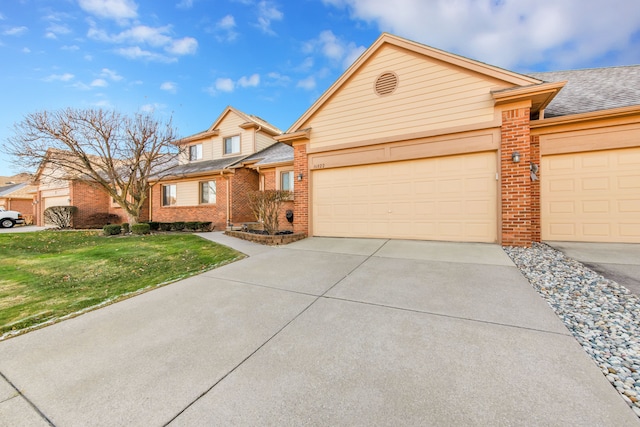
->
0 182 28 197
528 65 640 117
162 155 246 178
239 142 293 166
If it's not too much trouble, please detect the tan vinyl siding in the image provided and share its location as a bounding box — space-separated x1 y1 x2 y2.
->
176 181 199 206
305 45 510 150
256 131 276 152
214 111 253 157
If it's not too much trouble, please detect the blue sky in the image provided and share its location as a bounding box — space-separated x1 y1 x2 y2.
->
1 0 639 176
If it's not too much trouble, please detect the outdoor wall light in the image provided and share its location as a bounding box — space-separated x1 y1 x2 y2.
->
511 151 521 163
297 173 304 181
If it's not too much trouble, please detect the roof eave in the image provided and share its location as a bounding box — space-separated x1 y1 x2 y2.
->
492 81 567 114
530 104 640 129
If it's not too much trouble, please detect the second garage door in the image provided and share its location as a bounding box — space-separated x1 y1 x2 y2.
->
542 147 640 242
312 151 498 242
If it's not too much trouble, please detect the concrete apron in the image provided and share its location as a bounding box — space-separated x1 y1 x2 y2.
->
1 237 638 426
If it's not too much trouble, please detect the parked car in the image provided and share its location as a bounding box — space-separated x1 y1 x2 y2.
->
0 208 25 228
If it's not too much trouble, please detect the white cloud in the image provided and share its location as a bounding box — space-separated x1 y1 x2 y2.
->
267 72 291 86
3 26 28 36
215 14 238 42
215 77 235 92
176 0 194 9
297 76 316 90
100 68 123 81
165 37 197 55
322 0 640 70
238 73 260 88
91 78 108 87
115 46 176 62
62 45 80 51
306 30 367 69
44 73 75 82
256 1 283 35
22 47 31 53
78 0 138 21
160 81 177 93
46 23 72 39
140 103 166 113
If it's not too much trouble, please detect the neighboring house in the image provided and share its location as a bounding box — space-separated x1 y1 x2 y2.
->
33 151 145 228
276 33 640 246
0 182 37 222
150 106 286 230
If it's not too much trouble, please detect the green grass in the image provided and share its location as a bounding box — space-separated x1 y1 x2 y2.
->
0 231 243 336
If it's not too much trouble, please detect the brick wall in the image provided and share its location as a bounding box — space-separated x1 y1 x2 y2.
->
261 169 294 231
150 177 228 230
500 108 532 247
0 198 34 218
293 142 309 235
230 168 259 224
530 134 541 243
70 180 114 228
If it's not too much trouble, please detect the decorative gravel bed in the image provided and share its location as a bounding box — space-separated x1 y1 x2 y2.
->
504 242 640 418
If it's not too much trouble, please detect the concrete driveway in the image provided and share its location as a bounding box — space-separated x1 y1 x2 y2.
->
1 235 638 426
547 241 640 296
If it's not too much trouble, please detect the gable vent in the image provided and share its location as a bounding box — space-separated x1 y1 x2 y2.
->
374 72 398 96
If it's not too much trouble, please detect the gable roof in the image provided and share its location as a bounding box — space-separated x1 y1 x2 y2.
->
176 106 283 145
0 182 35 198
286 32 542 133
155 155 245 179
528 65 640 117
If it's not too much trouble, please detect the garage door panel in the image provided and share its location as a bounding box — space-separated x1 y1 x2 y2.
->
312 152 497 242
542 147 640 242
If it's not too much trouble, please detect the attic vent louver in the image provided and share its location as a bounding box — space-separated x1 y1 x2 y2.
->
375 72 398 96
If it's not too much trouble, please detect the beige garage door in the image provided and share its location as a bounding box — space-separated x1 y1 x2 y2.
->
42 196 70 226
312 152 497 242
542 147 640 242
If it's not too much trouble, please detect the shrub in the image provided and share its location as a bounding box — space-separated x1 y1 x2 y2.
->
147 221 160 231
198 221 213 231
131 223 150 235
103 224 122 236
159 222 172 232
86 212 120 228
121 223 130 234
247 190 291 235
173 221 186 231
185 221 198 231
44 206 77 229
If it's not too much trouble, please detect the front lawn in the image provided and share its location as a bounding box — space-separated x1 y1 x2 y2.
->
0 231 243 337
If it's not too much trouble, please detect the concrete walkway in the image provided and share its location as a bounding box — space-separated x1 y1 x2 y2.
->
1 234 638 426
547 241 640 295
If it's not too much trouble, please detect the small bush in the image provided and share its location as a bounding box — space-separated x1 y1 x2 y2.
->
198 221 213 231
103 224 122 236
131 223 150 235
159 222 172 232
121 223 130 234
185 221 198 231
173 221 186 231
147 221 160 231
44 206 78 229
86 212 120 228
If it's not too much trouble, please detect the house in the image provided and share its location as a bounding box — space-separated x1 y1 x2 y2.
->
276 33 640 246
33 150 145 228
0 182 37 222
150 106 289 230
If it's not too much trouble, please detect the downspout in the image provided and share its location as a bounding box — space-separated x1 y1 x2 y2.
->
148 186 153 221
225 172 231 227
254 125 262 152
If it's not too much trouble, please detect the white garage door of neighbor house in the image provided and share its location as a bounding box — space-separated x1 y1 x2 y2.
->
43 196 70 225
312 152 498 242
542 147 640 243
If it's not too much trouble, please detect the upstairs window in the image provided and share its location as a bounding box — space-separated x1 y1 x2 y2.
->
189 144 202 161
200 181 216 204
224 135 240 155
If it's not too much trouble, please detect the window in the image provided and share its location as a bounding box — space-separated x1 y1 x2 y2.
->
281 170 294 192
162 184 177 206
224 135 240 155
200 181 216 204
189 144 202 161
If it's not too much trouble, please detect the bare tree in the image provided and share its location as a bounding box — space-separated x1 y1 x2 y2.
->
247 190 291 235
4 108 182 224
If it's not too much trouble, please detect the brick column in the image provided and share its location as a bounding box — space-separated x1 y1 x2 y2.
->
293 142 309 235
501 107 532 247
530 134 541 243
